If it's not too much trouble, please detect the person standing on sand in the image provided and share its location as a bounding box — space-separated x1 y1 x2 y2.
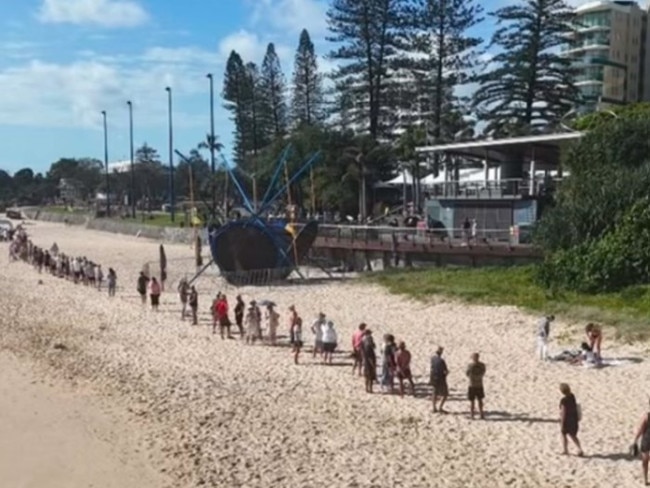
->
188 286 198 325
380 334 397 394
537 315 554 360
288 305 298 345
137 272 149 305
216 294 231 339
178 278 189 320
361 330 377 393
430 347 449 413
466 353 486 420
265 303 279 345
291 316 303 364
107 268 117 297
395 341 415 397
311 312 326 358
559 383 583 456
321 321 337 365
95 264 103 290
245 304 261 344
352 323 367 376
149 277 161 311
234 295 245 337
211 293 221 335
633 400 650 486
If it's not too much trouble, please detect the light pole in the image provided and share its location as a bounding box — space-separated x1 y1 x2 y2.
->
207 73 217 217
165 86 175 223
127 100 135 219
101 110 110 216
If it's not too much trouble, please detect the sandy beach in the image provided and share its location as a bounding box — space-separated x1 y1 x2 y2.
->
1 220 649 487
0 351 164 488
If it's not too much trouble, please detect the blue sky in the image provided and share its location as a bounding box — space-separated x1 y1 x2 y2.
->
0 0 590 174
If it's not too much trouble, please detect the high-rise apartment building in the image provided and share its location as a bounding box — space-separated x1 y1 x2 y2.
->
564 1 650 110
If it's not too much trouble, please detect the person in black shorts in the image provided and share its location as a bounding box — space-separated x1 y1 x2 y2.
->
465 352 486 420
430 346 449 413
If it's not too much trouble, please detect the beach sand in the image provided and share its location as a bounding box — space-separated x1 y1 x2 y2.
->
0 351 164 488
1 220 649 487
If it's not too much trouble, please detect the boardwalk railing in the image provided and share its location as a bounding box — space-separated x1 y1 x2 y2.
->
311 224 520 245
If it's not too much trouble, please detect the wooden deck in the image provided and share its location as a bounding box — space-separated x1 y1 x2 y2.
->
312 235 541 259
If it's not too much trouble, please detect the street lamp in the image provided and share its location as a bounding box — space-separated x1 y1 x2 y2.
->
127 100 135 219
101 110 110 216
165 86 175 223
207 73 217 216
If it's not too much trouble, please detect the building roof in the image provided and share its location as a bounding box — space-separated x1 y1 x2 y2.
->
415 132 584 169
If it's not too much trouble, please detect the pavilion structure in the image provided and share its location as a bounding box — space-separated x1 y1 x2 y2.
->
414 132 584 240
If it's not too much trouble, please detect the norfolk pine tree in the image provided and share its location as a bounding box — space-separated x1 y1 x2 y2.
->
472 0 580 136
292 29 324 127
260 43 288 138
326 0 409 140
403 0 484 175
222 51 249 165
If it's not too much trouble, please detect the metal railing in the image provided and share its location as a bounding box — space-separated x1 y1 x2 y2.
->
313 223 526 244
421 178 560 199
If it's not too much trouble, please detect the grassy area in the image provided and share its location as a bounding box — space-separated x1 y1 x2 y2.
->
44 205 90 214
368 266 650 342
109 213 186 228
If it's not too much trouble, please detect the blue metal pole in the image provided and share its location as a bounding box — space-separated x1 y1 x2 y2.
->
257 151 322 216
260 144 292 209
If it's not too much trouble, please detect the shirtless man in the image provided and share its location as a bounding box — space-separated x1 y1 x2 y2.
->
395 341 415 397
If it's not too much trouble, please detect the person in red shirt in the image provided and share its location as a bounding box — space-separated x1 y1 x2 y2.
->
352 323 367 377
215 294 231 339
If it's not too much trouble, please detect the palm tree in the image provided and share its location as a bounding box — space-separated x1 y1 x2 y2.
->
197 134 226 216
340 136 390 220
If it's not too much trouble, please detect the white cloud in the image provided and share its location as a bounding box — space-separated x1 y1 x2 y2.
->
37 0 149 28
0 46 221 130
217 29 292 66
248 0 328 38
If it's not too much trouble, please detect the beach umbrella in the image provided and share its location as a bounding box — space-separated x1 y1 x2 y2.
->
195 234 203 267
258 299 276 307
159 244 167 289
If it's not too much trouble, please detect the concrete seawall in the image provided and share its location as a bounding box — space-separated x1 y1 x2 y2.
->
22 209 198 244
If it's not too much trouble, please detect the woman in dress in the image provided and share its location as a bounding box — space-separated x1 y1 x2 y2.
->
559 383 583 456
245 303 261 345
361 330 377 394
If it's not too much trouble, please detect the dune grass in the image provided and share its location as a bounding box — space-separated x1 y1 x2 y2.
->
368 266 650 342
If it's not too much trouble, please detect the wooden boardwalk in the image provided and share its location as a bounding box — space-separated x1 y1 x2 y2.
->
310 225 541 260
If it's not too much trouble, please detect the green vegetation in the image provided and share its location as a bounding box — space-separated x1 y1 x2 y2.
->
536 104 650 293
369 267 650 342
